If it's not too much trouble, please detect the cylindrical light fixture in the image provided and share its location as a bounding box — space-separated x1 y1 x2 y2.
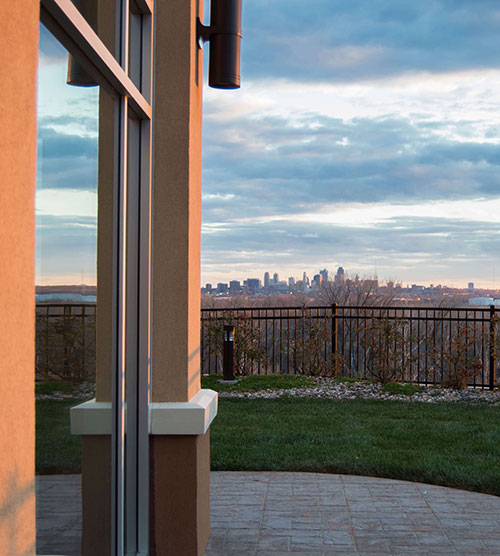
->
67 0 98 87
197 0 242 89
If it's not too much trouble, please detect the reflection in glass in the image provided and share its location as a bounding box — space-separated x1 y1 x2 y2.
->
36 24 101 556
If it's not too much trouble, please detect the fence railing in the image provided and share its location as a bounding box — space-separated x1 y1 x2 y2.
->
201 305 499 389
35 303 499 388
36 303 96 382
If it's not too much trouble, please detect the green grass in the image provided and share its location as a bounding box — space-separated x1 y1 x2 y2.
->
36 400 81 474
201 373 315 392
381 382 422 396
36 395 500 496
211 397 500 496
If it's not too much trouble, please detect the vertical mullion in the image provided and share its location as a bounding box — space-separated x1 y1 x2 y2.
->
113 0 130 553
135 4 153 555
137 115 151 555
112 93 129 556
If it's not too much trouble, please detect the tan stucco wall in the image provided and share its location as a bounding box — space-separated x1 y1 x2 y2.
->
0 1 39 554
94 0 117 403
81 436 111 556
150 432 210 556
95 87 116 403
152 0 204 403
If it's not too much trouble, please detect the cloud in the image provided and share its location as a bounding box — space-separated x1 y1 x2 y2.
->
37 126 97 190
39 23 67 65
202 110 500 223
238 0 500 83
36 214 97 283
201 212 500 286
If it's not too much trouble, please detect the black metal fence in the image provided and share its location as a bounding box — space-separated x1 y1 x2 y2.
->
35 303 499 388
201 305 499 389
36 303 96 382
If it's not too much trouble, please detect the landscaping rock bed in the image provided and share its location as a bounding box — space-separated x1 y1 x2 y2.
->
36 382 95 401
218 377 500 404
36 378 500 405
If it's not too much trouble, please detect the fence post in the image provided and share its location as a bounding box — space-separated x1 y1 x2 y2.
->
490 305 496 390
63 304 71 378
331 303 338 367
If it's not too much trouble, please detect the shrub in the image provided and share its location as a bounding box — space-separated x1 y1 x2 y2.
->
427 323 483 389
359 317 415 385
382 382 421 396
288 317 344 377
36 311 96 382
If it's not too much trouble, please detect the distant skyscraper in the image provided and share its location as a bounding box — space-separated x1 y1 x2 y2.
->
468 282 474 291
205 283 212 292
273 272 279 284
302 271 308 285
335 267 345 284
264 272 270 288
288 276 295 287
320 269 328 283
217 283 228 293
312 274 321 288
246 278 261 294
229 280 241 292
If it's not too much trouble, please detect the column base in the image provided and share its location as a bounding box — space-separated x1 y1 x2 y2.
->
150 432 210 556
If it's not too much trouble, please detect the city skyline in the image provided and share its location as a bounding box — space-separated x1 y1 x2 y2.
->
202 266 491 293
37 2 500 290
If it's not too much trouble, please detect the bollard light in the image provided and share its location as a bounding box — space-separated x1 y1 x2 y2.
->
197 0 242 89
223 325 235 381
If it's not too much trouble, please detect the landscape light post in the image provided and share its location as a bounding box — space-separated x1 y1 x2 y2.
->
223 325 235 381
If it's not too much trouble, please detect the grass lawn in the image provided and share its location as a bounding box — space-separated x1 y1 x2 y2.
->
36 392 500 497
211 397 500 496
36 400 81 474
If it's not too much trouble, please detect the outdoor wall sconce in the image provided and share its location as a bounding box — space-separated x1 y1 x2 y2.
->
197 0 242 89
67 0 98 86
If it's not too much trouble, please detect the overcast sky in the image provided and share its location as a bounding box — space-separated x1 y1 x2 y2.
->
37 1 500 288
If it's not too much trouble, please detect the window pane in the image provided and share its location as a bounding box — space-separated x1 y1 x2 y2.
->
36 23 117 555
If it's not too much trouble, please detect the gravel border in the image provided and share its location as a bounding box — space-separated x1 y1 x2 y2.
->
36 378 500 405
218 377 500 404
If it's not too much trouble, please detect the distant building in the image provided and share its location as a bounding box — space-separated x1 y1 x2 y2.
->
312 274 321 288
335 267 345 283
246 278 261 294
469 297 495 306
273 272 279 285
217 283 228 293
468 282 474 291
264 272 270 289
229 280 241 292
205 283 212 292
288 276 295 287
320 269 328 283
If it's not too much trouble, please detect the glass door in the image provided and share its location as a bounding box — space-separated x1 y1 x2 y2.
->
36 0 153 554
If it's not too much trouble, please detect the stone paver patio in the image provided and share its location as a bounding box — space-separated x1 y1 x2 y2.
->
37 472 500 555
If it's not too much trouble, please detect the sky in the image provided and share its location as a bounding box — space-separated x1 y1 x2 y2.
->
37 24 98 285
37 1 500 288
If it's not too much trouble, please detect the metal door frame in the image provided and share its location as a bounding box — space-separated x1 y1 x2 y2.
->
40 0 154 553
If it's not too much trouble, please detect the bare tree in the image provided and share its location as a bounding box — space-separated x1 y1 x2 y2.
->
316 275 396 307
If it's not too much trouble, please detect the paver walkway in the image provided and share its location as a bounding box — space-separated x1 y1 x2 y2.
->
37 472 500 555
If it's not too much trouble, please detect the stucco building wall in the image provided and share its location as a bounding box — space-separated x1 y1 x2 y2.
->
0 1 39 554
